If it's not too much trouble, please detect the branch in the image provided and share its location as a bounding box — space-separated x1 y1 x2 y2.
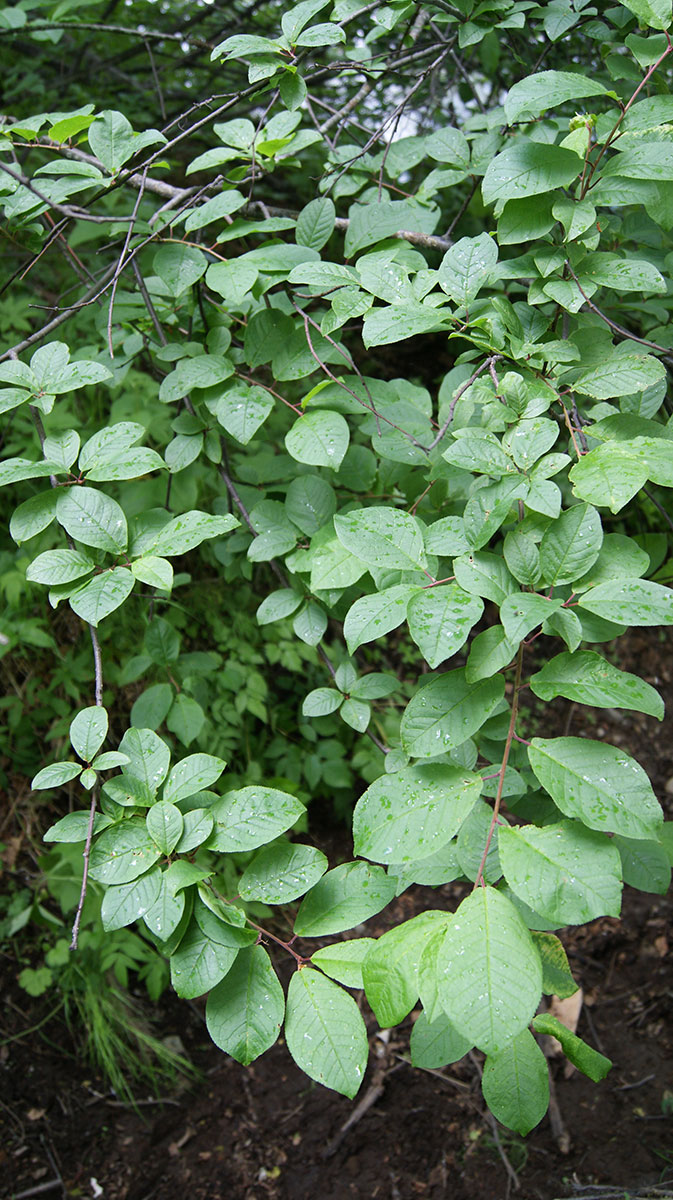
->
473 642 524 890
426 356 500 451
563 260 672 357
28 407 105 949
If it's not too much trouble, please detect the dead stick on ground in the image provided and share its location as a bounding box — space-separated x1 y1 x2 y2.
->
322 1062 402 1158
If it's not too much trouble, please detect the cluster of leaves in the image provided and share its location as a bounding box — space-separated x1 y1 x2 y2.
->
2 0 673 1138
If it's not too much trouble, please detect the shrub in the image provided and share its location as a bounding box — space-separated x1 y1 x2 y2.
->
1 0 672 1135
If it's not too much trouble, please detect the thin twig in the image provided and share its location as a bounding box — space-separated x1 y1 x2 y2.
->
474 643 523 889
107 168 148 356
426 356 500 451
563 261 671 356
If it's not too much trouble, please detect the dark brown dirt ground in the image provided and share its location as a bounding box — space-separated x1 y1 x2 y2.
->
2 628 673 1200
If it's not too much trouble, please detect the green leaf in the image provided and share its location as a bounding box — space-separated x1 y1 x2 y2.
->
621 0 671 31
143 876 186 940
498 195 556 244
453 552 517 605
400 669 505 759
350 672 397 700
443 431 515 478
193 896 255 946
569 443 648 512
424 516 469 557
169 920 238 999
206 946 285 1064
285 474 336 535
153 244 207 296
0 459 62 487
78 422 144 471
26 549 95 585
56 486 127 553
345 200 428 256
101 867 162 931
340 696 370 731
438 234 498 305
238 842 328 903
499 820 622 924
614 835 672 895
295 21 345 45
353 764 482 864
500 592 564 644
131 683 173 731
466 626 517 683
293 601 327 646
504 71 609 123
538 503 602 585
407 585 484 668
69 568 134 628
257 588 303 624
208 786 304 851
285 410 349 469
335 507 427 572
302 687 343 716
69 568 135 626
285 968 367 1098
70 705 108 762
131 556 173 592
294 861 395 936
149 511 238 556
91 748 127 768
310 939 375 989
89 817 162 885
88 110 136 171
103 775 153 808
362 303 448 349
296 197 335 250
410 1011 472 1069
309 528 367 591
175 808 214 854
10 491 57 543
212 385 274 445
163 754 226 804
166 695 206 747
482 142 582 206
436 887 543 1054
44 811 112 842
85 447 165 482
571 354 665 399
482 1029 549 1136
32 760 81 789
344 585 418 653
146 801 184 855
532 1013 611 1081
531 650 664 719
119 728 170 795
503 531 541 587
184 189 245 231
363 911 448 1027
531 932 580 998
577 579 673 626
528 737 662 840
582 252 666 294
280 70 307 110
